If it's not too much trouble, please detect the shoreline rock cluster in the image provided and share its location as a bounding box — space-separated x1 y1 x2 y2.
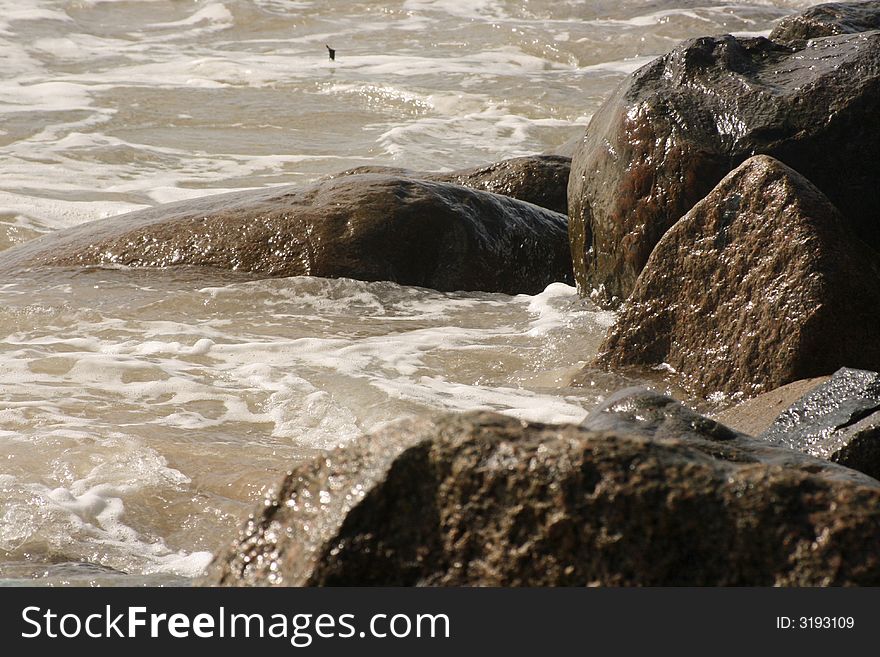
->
569 8 880 305
571 1 880 400
203 388 880 586
203 2 880 586
4 1 879 585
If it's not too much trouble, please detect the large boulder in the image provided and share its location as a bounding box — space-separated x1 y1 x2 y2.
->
569 23 880 303
0 174 573 295
203 402 880 587
330 154 571 215
592 156 880 399
771 1 880 45
759 368 880 480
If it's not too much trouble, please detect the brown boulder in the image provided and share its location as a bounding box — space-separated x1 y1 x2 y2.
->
331 154 571 215
0 174 573 295
568 26 880 303
203 403 880 586
593 155 880 399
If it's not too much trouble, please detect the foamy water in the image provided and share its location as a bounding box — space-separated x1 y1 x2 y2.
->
0 0 822 585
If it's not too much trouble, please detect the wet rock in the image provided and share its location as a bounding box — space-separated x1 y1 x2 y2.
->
825 412 880 481
771 1 880 45
203 406 880 587
760 368 880 480
568 27 880 303
713 376 831 436
332 154 571 215
593 156 880 399
0 174 573 295
581 386 739 443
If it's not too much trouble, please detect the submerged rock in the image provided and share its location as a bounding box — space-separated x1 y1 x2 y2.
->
568 24 880 303
771 1 880 45
204 405 880 587
593 156 880 398
760 368 880 480
331 154 571 215
0 174 573 295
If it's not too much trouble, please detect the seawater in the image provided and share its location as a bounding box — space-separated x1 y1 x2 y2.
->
0 0 821 585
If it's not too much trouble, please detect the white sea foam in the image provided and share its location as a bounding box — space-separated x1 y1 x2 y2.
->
403 0 502 16
0 272 612 579
0 430 212 576
0 0 797 231
144 3 234 31
378 105 576 165
525 282 616 337
576 55 659 76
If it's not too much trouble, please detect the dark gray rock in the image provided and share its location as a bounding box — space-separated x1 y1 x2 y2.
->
0 174 573 295
582 386 879 475
204 406 880 587
828 412 880 480
330 154 571 215
569 27 880 304
592 156 880 398
771 1 880 45
582 386 739 443
760 367 880 479
713 376 831 436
